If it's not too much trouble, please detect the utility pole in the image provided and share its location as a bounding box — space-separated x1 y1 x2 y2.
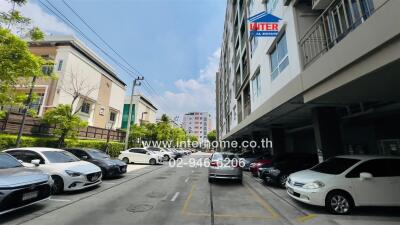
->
16 76 37 147
124 76 144 150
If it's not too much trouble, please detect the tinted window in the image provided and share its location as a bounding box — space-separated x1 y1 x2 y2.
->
311 157 360 175
346 159 400 178
42 151 80 163
0 154 22 169
88 150 110 159
23 151 45 164
212 153 238 161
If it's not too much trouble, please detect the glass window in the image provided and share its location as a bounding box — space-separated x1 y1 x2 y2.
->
346 159 400 178
311 157 360 175
0 153 22 169
23 151 45 164
110 112 116 121
251 70 261 102
266 0 278 13
57 60 63 71
81 102 91 114
42 151 80 163
270 32 289 80
88 150 110 159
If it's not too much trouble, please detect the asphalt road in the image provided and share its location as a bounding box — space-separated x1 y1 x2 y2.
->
1 152 400 225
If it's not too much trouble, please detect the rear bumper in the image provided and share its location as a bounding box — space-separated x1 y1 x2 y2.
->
209 173 242 180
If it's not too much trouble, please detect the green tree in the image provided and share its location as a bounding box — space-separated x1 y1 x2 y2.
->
207 130 217 143
0 28 48 118
160 114 170 123
42 104 88 148
171 127 186 146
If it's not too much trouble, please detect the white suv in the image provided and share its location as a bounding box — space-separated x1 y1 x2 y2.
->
286 155 400 214
118 148 162 165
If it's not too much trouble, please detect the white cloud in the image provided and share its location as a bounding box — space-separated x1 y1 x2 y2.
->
0 0 73 35
148 48 221 128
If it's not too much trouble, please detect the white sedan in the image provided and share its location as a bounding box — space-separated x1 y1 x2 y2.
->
286 155 400 214
5 147 102 194
118 148 162 165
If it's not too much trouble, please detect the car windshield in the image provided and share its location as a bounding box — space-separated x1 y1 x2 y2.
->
42 151 80 163
310 157 360 175
212 153 238 161
88 150 110 159
0 154 22 169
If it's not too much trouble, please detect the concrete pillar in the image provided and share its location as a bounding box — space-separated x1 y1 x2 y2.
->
269 127 286 155
312 107 343 160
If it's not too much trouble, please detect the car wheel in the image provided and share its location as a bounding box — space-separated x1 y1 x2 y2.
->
122 157 129 164
51 175 64 194
149 158 156 165
325 191 354 214
164 155 170 161
278 174 288 188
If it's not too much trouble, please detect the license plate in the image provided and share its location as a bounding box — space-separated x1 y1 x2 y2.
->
287 187 294 195
22 191 38 201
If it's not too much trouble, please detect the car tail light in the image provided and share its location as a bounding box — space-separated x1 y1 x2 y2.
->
210 161 218 167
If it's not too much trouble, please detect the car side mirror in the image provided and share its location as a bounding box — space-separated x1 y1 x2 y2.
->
31 159 41 166
147 152 151 155
360 172 373 180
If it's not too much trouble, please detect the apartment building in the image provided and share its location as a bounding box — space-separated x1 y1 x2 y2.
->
182 112 212 142
121 94 157 128
216 0 400 159
19 35 126 129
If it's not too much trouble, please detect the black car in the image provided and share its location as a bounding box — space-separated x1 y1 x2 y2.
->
259 153 318 188
65 148 127 178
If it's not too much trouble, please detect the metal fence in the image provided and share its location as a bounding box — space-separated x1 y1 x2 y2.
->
300 0 376 67
0 112 125 142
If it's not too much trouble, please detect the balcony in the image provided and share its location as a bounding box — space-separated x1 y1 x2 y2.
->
300 0 375 67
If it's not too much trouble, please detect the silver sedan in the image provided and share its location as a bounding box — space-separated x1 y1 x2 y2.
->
208 152 242 183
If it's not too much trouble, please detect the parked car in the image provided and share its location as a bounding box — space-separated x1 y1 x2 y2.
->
5 147 102 194
146 147 176 161
240 151 270 171
118 148 162 165
286 155 400 214
208 152 242 183
259 153 318 188
249 155 273 176
169 149 183 158
64 148 127 178
0 153 52 215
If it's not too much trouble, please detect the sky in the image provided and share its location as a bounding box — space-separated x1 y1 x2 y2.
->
0 0 226 127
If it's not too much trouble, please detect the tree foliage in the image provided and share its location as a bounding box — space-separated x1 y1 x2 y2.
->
42 104 88 148
207 130 217 143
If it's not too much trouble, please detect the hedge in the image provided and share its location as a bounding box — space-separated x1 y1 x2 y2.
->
0 134 124 158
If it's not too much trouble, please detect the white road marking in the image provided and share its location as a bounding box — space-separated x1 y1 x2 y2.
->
170 192 180 202
184 177 190 183
49 197 71 202
102 182 117 185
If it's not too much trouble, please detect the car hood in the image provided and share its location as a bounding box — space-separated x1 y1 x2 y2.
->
0 167 49 188
54 161 101 174
106 159 126 166
289 169 334 183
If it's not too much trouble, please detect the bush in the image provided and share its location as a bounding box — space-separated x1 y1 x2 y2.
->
0 134 124 158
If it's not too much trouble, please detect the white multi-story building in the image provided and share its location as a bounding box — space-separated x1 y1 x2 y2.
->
217 0 400 158
182 112 212 142
24 35 126 129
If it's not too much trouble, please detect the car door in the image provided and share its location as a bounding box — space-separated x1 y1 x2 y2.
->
128 149 139 163
346 159 397 206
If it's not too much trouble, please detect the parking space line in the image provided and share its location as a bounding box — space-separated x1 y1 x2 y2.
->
186 212 277 220
184 177 189 183
49 197 71 202
171 192 180 201
181 184 196 214
102 182 117 185
244 183 280 219
297 214 317 222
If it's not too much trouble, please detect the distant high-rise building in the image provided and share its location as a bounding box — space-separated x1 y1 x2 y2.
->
182 112 212 142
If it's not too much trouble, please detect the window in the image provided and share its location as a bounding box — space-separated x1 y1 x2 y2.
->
270 32 289 80
250 35 258 56
42 151 79 163
311 157 360 175
266 0 278 13
81 102 91 114
57 60 63 71
346 159 400 178
110 112 116 121
251 70 261 102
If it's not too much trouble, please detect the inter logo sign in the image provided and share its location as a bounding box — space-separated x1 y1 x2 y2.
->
248 11 282 37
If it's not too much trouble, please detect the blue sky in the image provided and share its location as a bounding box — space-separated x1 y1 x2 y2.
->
0 0 226 125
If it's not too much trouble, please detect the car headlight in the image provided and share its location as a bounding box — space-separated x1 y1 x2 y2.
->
65 170 83 177
303 181 325 189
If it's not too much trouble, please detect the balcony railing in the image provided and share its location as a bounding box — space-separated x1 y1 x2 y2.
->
300 0 376 67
